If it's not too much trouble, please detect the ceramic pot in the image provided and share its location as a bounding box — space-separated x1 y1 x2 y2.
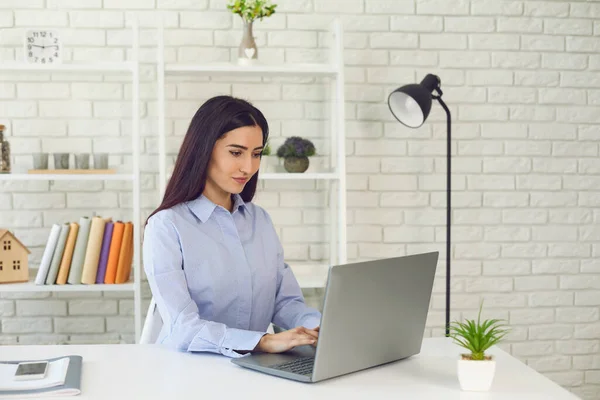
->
75 153 90 169
284 156 309 173
33 153 49 169
93 153 109 169
53 153 69 169
457 355 496 391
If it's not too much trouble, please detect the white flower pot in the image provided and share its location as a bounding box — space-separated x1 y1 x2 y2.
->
457 356 496 391
260 156 269 172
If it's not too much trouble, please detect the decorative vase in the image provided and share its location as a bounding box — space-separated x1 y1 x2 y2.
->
457 355 496 391
284 156 309 173
238 19 258 65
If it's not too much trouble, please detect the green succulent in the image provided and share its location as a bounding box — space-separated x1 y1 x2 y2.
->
262 142 271 156
449 302 510 361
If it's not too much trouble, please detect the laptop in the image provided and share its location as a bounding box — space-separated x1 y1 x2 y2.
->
231 251 439 383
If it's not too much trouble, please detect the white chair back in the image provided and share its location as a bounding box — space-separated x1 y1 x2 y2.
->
140 297 275 345
140 297 163 344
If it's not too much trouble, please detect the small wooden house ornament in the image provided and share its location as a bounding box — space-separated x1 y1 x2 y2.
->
0 229 30 284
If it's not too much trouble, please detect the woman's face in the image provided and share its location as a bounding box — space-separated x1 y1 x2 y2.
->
206 125 264 196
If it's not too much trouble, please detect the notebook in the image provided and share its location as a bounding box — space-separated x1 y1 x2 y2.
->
0 356 82 398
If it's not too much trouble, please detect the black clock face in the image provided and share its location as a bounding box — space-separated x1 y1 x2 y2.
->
26 30 61 64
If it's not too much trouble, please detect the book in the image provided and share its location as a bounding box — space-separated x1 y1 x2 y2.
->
115 222 133 284
67 216 91 285
104 221 124 284
34 224 61 285
56 222 79 285
95 221 114 284
81 216 107 284
45 223 70 285
0 355 82 398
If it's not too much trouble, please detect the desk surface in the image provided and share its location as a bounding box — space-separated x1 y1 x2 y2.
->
0 337 579 400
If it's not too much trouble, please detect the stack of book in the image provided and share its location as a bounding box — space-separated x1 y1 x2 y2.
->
35 216 134 285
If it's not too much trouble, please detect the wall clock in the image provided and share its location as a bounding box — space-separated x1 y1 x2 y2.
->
25 29 62 65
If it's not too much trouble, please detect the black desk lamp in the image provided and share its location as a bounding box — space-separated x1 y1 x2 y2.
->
387 74 452 336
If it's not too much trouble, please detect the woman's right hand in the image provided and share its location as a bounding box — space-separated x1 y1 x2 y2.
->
254 327 319 353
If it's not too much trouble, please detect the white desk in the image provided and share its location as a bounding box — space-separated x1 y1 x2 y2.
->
0 338 579 399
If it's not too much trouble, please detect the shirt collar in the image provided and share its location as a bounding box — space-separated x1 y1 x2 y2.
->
187 193 251 223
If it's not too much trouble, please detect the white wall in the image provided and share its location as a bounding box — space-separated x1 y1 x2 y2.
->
0 1 598 398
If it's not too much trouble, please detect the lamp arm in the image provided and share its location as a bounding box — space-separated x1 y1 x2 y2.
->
434 94 451 337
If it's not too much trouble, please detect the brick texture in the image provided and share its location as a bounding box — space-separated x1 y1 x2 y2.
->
0 1 597 398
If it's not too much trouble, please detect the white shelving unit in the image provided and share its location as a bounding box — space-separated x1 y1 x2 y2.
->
0 281 135 293
157 18 347 288
0 62 136 72
0 21 143 343
0 174 135 181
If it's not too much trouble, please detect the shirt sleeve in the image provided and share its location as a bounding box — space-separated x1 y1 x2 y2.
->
266 215 322 330
143 214 266 358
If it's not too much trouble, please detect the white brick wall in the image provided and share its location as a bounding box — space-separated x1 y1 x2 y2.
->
0 1 598 398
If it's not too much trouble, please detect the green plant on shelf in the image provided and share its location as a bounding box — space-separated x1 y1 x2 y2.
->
262 141 271 156
227 0 277 23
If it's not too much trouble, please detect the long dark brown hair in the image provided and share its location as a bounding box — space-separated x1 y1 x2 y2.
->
146 95 269 224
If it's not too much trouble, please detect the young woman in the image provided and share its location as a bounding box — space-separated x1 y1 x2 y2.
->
143 95 321 358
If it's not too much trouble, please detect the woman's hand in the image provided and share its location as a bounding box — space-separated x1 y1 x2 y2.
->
254 326 320 353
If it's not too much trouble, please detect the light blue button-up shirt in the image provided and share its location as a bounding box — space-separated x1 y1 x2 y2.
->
142 193 321 358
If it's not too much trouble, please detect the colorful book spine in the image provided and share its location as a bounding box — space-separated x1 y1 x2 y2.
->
56 222 79 285
67 217 91 284
115 222 134 284
81 216 107 284
35 224 61 285
104 221 125 284
95 221 114 284
45 223 71 285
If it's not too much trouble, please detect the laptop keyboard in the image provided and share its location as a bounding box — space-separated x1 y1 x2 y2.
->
269 357 314 376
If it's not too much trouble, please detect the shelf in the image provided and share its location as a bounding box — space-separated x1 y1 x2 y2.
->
156 17 346 295
0 20 144 343
290 263 329 289
0 62 136 73
0 173 134 181
0 281 134 293
259 172 338 180
165 62 338 77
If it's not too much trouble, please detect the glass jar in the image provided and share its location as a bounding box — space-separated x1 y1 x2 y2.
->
0 124 11 173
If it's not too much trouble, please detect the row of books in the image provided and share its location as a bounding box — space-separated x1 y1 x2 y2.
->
35 216 134 285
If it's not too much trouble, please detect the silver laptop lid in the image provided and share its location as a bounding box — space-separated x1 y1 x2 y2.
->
312 252 439 382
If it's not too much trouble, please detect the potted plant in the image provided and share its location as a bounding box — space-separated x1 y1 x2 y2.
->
227 0 277 65
262 142 271 156
276 136 315 173
259 141 272 172
449 302 510 392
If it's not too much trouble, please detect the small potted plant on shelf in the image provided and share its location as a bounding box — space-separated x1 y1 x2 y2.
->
276 136 315 173
449 302 510 392
227 0 277 65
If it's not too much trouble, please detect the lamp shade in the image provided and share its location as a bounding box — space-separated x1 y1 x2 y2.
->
387 74 440 129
